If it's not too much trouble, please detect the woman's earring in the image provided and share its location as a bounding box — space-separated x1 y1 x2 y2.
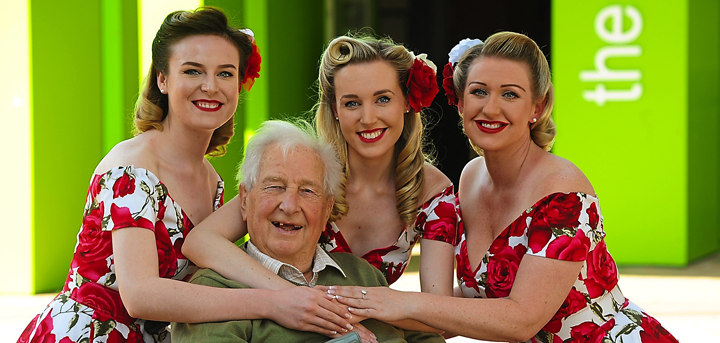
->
160 89 166 94
532 118 537 123
334 116 339 120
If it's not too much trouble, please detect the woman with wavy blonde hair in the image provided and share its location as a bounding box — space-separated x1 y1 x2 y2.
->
312 34 457 290
323 31 678 343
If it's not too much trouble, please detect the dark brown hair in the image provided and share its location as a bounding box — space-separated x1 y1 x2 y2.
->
134 6 254 156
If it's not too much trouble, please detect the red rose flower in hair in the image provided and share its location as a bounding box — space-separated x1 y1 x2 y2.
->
240 29 261 92
406 54 439 112
442 62 458 106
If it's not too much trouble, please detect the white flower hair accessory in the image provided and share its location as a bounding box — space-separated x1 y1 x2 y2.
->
448 38 483 65
412 52 437 73
239 28 254 38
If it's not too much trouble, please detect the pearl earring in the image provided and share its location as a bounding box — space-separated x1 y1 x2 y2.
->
334 116 339 120
532 118 537 123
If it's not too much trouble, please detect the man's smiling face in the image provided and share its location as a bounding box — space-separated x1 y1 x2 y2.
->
241 143 334 265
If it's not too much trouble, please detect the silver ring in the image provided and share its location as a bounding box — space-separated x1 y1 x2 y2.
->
361 289 367 299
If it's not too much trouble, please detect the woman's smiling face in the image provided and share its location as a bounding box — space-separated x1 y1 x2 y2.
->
333 60 410 162
459 57 543 154
157 34 240 132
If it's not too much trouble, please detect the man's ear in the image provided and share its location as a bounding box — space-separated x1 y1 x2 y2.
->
324 196 335 222
239 186 249 221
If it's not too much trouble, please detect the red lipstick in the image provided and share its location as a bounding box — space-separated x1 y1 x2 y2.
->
357 128 386 143
193 99 223 112
475 120 507 134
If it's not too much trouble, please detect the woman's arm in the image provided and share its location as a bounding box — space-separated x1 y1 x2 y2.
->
114 227 354 335
329 255 583 342
419 239 454 296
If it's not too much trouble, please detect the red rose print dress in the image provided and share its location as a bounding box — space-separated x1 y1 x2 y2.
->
455 192 678 343
319 185 457 285
18 166 224 343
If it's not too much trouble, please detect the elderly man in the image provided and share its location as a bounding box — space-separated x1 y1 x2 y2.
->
171 120 443 343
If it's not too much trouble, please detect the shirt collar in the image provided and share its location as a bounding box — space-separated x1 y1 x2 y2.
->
246 240 346 287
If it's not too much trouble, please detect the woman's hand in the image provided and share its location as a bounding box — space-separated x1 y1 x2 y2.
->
265 286 361 336
319 286 412 323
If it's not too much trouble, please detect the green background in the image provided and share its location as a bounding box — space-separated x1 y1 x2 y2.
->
552 0 719 265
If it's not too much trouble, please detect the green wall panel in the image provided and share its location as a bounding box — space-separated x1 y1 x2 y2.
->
552 0 719 266
687 0 720 261
31 0 104 292
206 0 325 198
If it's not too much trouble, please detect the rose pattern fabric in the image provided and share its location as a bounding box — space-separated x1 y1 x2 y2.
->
319 185 456 285
456 192 677 343
18 166 224 343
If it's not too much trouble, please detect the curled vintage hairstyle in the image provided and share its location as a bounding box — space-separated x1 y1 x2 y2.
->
133 6 254 156
453 31 556 154
238 120 342 221
315 34 430 225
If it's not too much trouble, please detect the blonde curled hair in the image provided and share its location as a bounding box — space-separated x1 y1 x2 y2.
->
315 34 429 225
133 7 254 156
453 31 556 154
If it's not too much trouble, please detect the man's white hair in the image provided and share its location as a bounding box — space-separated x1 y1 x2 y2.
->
237 120 342 198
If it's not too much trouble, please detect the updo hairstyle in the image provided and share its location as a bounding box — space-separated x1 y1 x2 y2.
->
134 7 254 156
315 34 428 225
453 31 556 154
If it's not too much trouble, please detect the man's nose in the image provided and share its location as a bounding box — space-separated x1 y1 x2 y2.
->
278 190 299 213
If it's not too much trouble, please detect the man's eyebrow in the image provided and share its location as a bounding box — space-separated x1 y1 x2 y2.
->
298 178 323 188
261 175 286 183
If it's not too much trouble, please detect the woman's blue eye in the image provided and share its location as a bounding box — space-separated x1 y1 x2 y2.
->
183 69 201 75
377 96 391 104
344 100 359 108
503 91 519 99
219 71 234 77
471 88 487 96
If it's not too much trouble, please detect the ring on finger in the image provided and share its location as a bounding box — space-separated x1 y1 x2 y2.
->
361 289 367 299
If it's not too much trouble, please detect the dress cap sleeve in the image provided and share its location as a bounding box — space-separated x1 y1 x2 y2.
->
93 166 162 232
417 184 458 245
526 192 602 262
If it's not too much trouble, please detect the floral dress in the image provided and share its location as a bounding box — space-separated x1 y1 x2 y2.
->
319 185 457 285
455 192 678 343
18 166 224 343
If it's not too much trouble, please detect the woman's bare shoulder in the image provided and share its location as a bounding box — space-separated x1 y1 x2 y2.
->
534 154 595 198
458 156 485 189
421 162 452 203
94 134 158 175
